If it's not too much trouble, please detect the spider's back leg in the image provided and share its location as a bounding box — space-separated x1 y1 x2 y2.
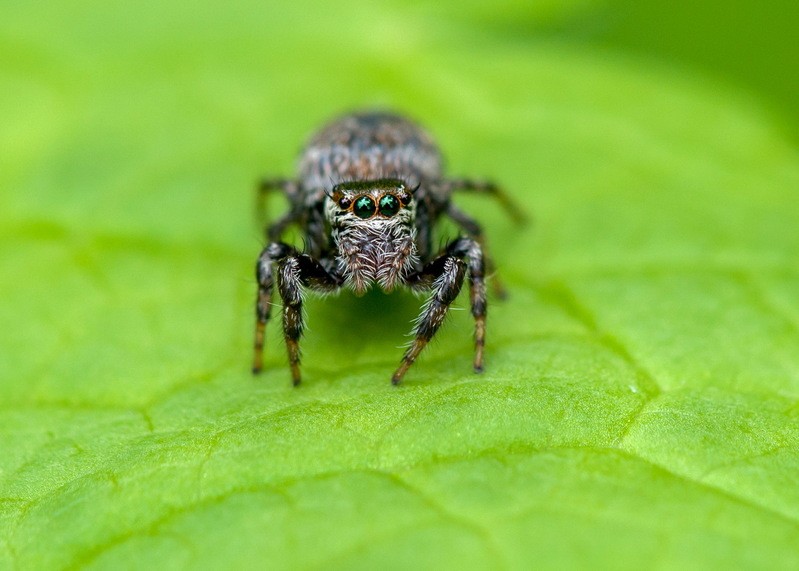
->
256 178 302 237
446 203 507 299
438 178 528 224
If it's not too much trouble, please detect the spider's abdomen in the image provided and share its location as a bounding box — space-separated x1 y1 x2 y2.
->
296 112 443 194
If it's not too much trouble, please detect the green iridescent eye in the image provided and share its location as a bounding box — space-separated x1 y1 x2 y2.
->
353 195 376 219
378 194 400 217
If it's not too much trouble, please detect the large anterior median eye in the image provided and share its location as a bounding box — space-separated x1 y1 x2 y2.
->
378 194 400 217
353 195 376 219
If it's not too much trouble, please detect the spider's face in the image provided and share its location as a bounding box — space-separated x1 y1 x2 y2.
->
325 178 418 294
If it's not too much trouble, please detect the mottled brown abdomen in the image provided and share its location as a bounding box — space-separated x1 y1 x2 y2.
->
296 112 443 196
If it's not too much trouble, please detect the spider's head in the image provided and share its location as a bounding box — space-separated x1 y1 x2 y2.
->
325 178 418 294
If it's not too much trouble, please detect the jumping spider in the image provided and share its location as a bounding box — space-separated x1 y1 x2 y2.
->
252 111 522 385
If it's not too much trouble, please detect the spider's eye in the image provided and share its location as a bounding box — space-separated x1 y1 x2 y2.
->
338 196 352 209
378 194 400 217
353 195 376 219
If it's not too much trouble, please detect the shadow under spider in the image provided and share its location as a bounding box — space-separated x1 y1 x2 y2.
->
305 288 423 351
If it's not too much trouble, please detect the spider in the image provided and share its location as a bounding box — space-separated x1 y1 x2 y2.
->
252 111 522 385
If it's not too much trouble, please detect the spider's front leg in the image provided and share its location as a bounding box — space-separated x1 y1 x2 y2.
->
253 243 340 385
393 237 486 385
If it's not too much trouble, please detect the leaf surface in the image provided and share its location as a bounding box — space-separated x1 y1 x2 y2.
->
2 1 799 569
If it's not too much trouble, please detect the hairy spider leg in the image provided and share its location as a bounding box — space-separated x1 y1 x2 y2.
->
439 178 528 224
256 178 301 238
277 253 342 385
393 237 486 385
257 177 300 201
445 203 508 299
253 242 292 376
254 242 342 385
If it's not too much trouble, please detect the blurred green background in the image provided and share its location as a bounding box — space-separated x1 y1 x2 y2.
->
546 0 799 139
2 1 799 570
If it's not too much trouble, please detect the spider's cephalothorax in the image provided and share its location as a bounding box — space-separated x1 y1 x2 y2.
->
326 178 418 294
252 111 523 385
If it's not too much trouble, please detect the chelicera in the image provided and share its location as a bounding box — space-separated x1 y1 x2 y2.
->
252 111 523 386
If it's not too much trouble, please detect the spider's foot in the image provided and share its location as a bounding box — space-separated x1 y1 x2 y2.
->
391 361 412 386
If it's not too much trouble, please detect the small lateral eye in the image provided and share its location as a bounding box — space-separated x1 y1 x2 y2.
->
353 195 376 219
397 191 411 206
378 194 400 217
338 196 352 209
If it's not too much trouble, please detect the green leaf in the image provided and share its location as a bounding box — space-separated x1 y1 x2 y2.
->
2 1 799 569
